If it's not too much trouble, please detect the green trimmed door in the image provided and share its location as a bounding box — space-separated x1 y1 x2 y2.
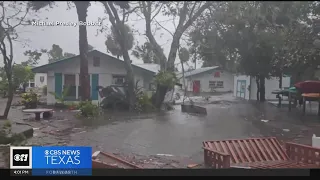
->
91 74 99 100
55 73 62 98
236 80 246 99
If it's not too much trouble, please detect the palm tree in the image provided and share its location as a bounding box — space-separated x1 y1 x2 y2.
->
28 1 91 100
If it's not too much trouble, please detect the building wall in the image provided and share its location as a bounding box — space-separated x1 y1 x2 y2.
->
249 76 291 100
46 54 152 105
185 70 234 93
234 75 291 100
34 73 47 88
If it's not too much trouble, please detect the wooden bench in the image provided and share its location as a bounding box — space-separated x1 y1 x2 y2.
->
22 108 53 120
203 137 320 169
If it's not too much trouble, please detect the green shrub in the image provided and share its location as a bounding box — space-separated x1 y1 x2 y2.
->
154 71 178 88
66 102 78 110
21 91 39 108
49 86 70 104
77 101 99 117
135 93 155 112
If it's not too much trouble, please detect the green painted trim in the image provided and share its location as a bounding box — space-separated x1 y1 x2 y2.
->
91 74 99 100
236 80 246 98
54 73 62 99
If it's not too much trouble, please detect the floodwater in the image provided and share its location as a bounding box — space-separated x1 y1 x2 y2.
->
2 94 320 166
71 97 263 162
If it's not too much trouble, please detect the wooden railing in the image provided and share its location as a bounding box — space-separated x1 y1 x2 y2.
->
286 142 320 166
203 147 231 168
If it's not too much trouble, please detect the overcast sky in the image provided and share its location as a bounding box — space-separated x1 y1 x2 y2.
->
5 2 202 70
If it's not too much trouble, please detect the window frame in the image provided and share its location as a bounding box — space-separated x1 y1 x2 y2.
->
93 56 100 67
63 74 77 100
112 75 126 85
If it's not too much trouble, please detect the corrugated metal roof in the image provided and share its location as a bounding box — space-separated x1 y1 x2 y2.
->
184 66 219 77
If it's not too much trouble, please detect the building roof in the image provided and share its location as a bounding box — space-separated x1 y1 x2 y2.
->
132 63 160 73
184 66 220 77
32 50 157 74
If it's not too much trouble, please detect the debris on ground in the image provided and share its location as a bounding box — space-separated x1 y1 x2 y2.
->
261 119 269 123
156 154 174 157
283 129 290 132
187 164 200 168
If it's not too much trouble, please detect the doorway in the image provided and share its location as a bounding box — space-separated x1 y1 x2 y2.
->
193 80 200 94
236 80 246 98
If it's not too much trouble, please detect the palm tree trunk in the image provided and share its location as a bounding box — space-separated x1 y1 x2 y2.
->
75 1 90 101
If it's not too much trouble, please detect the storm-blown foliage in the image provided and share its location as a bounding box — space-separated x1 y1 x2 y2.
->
132 41 161 64
105 24 134 58
189 1 320 101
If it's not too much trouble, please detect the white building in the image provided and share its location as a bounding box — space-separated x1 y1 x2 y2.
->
32 50 159 105
182 66 234 94
233 75 291 100
26 73 47 89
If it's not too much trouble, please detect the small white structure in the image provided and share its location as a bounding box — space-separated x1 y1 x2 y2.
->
233 75 291 100
183 66 234 94
32 50 160 105
312 134 320 148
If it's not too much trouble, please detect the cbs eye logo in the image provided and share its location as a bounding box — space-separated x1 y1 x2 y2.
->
10 147 32 169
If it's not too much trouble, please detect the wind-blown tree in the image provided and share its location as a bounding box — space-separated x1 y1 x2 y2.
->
0 1 31 119
105 24 134 59
137 1 213 108
100 1 139 109
40 44 76 63
189 1 314 101
132 41 161 64
29 1 91 100
23 50 43 66
178 47 190 95
12 64 34 92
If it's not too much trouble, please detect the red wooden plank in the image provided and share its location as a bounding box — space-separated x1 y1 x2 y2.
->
220 141 229 154
225 141 240 164
243 140 258 162
270 138 289 160
253 139 270 161
231 140 246 163
238 140 252 162
214 142 222 153
207 142 216 151
248 139 264 161
220 141 235 164
260 139 276 161
265 138 281 161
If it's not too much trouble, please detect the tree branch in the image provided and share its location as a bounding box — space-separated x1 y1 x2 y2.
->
6 31 13 64
140 1 167 69
188 2 197 19
124 6 140 16
154 19 174 37
181 2 211 33
151 3 164 22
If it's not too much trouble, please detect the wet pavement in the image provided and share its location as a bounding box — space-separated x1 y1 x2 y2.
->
2 94 320 168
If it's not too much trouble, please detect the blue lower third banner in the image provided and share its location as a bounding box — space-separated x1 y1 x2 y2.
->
32 146 92 176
